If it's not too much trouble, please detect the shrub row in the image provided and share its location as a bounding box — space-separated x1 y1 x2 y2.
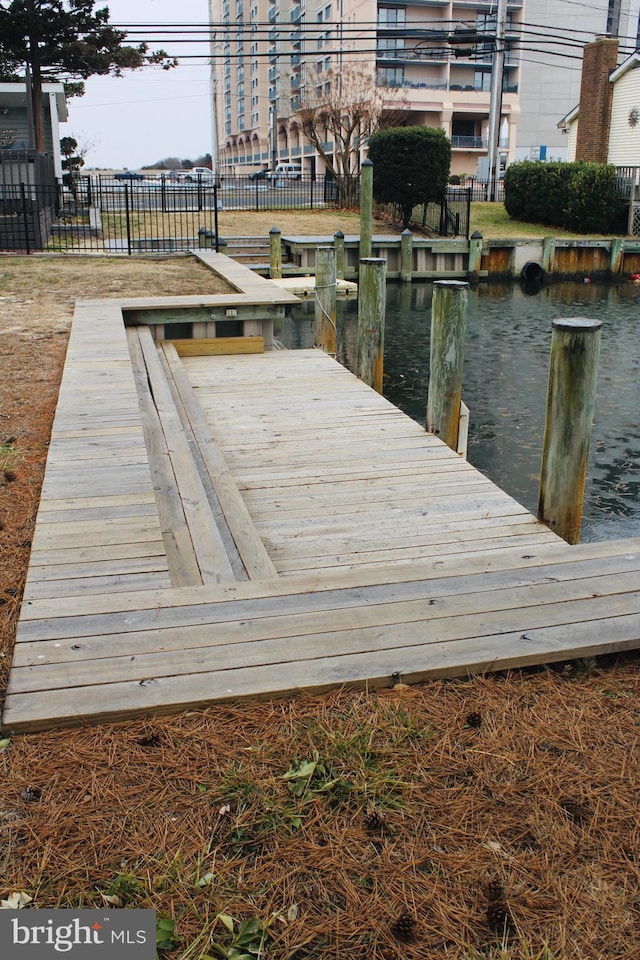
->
503 160 628 233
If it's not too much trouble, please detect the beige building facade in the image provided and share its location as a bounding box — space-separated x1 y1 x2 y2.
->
209 0 524 178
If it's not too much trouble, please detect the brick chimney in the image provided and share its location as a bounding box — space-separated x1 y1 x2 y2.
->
575 36 619 162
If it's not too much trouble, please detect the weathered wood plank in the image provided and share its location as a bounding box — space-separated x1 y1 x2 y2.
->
160 343 278 581
136 326 236 585
171 336 264 356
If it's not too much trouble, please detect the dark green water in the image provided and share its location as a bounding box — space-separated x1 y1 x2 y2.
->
282 279 640 543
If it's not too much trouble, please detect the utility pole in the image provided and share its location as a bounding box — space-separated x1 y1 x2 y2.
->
486 0 507 201
209 32 219 179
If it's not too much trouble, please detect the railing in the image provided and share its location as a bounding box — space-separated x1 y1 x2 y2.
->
374 187 471 239
0 175 356 254
451 136 485 149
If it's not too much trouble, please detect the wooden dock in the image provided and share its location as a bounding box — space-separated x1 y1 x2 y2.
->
3 294 640 732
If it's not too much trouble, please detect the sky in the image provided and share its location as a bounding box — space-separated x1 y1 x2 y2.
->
60 0 213 170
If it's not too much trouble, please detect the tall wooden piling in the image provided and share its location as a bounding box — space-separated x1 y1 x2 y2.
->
357 257 386 393
426 280 469 451
401 229 413 282
269 226 282 279
314 246 337 356
334 230 345 280
538 318 602 544
360 159 373 261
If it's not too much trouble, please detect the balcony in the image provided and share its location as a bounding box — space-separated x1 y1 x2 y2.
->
451 136 510 149
451 136 485 149
376 47 452 63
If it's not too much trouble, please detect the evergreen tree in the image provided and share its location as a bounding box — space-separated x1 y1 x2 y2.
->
367 126 451 228
0 0 176 151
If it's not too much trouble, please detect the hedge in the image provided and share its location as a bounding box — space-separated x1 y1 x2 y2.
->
503 160 627 233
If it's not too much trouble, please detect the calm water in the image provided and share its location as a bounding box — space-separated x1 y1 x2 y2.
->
281 280 640 542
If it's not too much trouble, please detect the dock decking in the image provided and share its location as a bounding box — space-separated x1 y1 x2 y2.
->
3 290 640 732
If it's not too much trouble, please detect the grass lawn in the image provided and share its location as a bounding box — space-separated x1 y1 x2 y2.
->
469 203 620 240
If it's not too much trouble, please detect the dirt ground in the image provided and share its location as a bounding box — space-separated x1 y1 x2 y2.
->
0 253 639 960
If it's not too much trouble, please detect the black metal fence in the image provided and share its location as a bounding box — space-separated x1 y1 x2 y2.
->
1 173 477 254
419 187 472 239
0 174 357 254
0 182 62 253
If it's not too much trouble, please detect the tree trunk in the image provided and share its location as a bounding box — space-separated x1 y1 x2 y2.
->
29 49 46 153
27 0 46 153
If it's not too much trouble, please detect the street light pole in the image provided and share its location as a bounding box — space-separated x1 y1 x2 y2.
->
486 0 507 201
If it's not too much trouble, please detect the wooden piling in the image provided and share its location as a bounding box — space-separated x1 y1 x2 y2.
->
401 229 413 282
314 246 337 356
610 237 625 275
542 235 556 276
357 257 386 393
467 233 483 280
334 230 345 280
538 318 602 544
360 159 373 261
269 226 282 279
426 280 469 451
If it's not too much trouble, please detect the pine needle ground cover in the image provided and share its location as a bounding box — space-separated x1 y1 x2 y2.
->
1 256 639 960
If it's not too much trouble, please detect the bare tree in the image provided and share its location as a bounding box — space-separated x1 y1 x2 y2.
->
295 64 407 205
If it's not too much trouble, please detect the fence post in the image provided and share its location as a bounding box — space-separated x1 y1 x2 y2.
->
334 230 345 280
426 280 469 451
124 185 132 256
542 236 556 276
269 226 282 278
538 318 602 544
214 186 220 251
19 183 31 255
357 257 386 393
400 228 413 282
360 158 373 261
314 246 337 356
610 237 625 275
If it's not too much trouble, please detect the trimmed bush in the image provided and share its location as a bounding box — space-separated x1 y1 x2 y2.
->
504 160 627 233
368 126 451 228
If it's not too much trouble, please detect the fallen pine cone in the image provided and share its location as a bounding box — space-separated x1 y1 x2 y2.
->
486 902 514 935
390 911 416 943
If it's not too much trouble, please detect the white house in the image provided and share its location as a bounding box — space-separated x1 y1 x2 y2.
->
607 52 640 165
558 49 640 166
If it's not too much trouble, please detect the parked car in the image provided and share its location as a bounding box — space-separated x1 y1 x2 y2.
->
184 167 217 182
114 170 145 181
248 168 269 181
267 163 302 181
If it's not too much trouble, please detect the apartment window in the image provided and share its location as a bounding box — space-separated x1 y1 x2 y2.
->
251 111 259 125
377 37 405 58
377 66 404 86
377 6 405 28
474 70 491 91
